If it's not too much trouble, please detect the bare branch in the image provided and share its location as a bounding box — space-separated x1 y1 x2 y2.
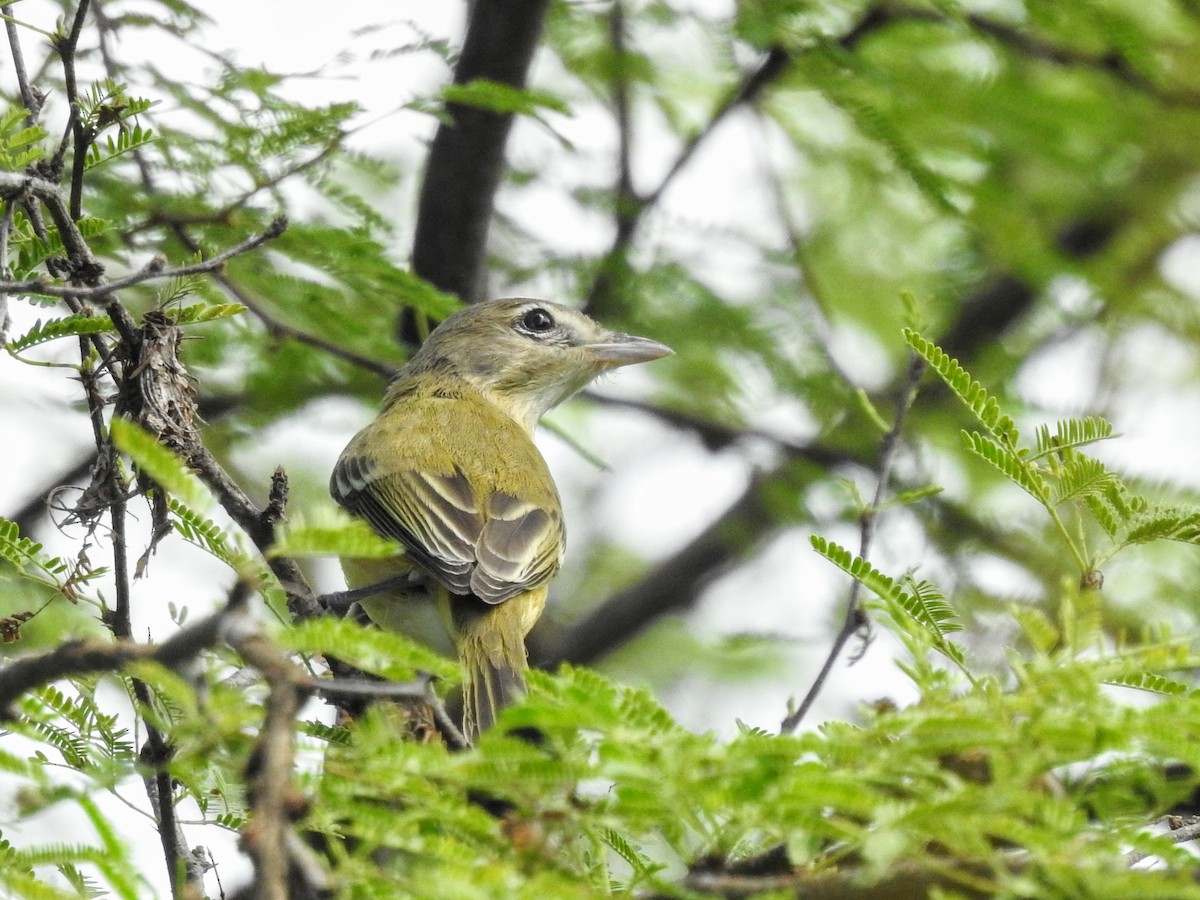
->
210 269 398 379
185 448 321 621
674 856 1001 900
780 353 925 734
0 595 240 718
0 203 289 300
3 4 43 124
51 0 93 220
584 42 791 317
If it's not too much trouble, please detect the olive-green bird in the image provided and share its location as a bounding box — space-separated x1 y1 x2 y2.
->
330 298 672 740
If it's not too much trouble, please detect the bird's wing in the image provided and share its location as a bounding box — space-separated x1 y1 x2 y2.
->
471 491 563 604
331 454 562 604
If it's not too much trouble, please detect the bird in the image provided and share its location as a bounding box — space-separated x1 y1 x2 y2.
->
329 298 672 740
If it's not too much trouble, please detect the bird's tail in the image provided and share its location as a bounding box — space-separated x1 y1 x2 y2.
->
461 640 527 741
452 589 546 742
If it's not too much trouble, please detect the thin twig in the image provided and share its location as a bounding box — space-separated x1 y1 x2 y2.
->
780 353 926 734
3 4 42 124
1127 817 1200 865
0 197 13 340
609 0 637 244
186 446 321 621
0 597 239 717
584 42 791 315
0 207 290 300
53 0 93 220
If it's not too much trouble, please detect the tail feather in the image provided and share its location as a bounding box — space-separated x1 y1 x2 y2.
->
450 588 546 743
462 650 526 740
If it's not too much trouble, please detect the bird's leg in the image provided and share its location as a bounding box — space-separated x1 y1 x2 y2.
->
320 574 425 615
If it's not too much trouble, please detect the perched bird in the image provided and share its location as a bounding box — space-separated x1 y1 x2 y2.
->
330 298 671 740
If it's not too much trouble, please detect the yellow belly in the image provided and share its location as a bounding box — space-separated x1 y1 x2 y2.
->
341 555 455 657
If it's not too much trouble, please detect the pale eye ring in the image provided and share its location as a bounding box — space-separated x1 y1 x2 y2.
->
518 307 556 334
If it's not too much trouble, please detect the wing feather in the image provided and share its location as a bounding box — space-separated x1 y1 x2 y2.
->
331 454 563 603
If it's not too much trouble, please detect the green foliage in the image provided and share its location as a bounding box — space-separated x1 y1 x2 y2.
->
167 497 235 564
6 311 118 354
440 79 571 117
10 217 110 282
296 658 1200 898
84 122 156 171
0 106 45 170
906 331 1200 577
0 517 69 586
281 615 457 683
269 508 402 560
905 330 1020 447
165 300 246 325
109 418 211 512
810 535 967 672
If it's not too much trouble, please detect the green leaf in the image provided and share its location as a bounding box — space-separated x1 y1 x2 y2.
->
1032 416 1115 459
269 510 402 559
168 498 235 565
854 387 891 433
84 123 156 170
1124 508 1200 547
1049 455 1118 506
960 431 1050 503
904 330 1019 446
1105 671 1191 697
0 106 46 169
168 301 247 325
6 312 118 353
0 517 69 581
108 418 211 512
279 615 457 682
809 536 965 666
441 79 571 117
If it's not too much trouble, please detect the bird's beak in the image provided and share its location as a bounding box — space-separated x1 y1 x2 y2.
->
584 332 673 368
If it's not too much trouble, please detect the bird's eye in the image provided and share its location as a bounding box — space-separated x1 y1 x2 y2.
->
518 307 555 334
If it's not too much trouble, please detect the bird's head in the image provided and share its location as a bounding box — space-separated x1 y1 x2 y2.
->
403 298 673 432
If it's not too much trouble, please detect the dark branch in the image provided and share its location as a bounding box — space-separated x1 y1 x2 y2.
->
53 0 92 220
406 0 553 328
210 269 398 379
584 43 792 318
531 471 776 667
225 615 316 900
0 596 239 718
3 4 43 124
185 448 321 621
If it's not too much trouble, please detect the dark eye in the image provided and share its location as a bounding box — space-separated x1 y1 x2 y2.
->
518 307 555 334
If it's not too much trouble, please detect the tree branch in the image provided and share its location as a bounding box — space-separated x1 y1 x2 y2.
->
52 0 92 220
0 199 289 300
780 353 925 734
583 42 791 318
406 0 553 326
224 614 318 900
531 470 776 667
0 591 242 718
3 3 43 125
